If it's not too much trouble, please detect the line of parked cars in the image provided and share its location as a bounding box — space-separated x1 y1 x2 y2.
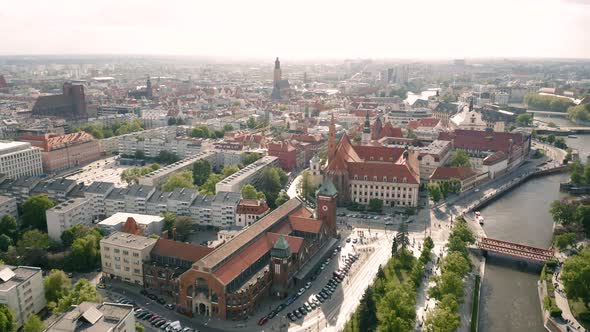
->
258 248 345 326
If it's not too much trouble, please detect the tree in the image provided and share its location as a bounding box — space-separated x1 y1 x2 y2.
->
275 193 290 207
241 184 259 200
136 322 145 332
247 117 257 129
450 221 475 245
221 165 240 178
441 252 471 277
162 212 176 235
377 283 416 331
376 264 385 281
168 117 177 126
0 304 15 332
18 229 51 251
23 314 44 332
547 134 556 144
192 159 212 186
174 217 193 241
61 224 91 247
0 215 17 241
0 235 11 252
451 149 471 167
260 168 283 208
428 272 464 301
70 234 101 271
358 287 377 332
243 152 261 166
424 236 435 251
561 249 590 308
549 200 578 226
298 170 313 198
21 195 55 230
516 113 533 126
44 269 72 306
368 198 383 212
554 232 576 250
56 279 101 313
575 204 590 236
223 124 234 132
156 151 179 164
395 223 410 253
199 174 221 195
424 305 461 332
162 170 195 192
428 183 442 202
134 150 145 160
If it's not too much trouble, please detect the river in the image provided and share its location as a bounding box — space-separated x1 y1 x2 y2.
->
478 132 589 331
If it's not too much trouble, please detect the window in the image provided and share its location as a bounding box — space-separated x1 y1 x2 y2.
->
274 264 281 274
133 252 139 257
114 249 120 253
363 176 367 180
123 250 129 255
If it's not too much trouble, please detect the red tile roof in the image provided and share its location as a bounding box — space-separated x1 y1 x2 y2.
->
438 130 525 153
152 238 214 263
236 199 269 215
268 141 296 153
356 145 405 163
288 216 323 233
483 151 508 165
380 121 403 138
430 166 477 180
291 134 322 143
407 118 440 130
349 162 419 184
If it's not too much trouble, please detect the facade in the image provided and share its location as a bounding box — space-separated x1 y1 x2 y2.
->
0 141 43 179
450 99 488 131
482 151 509 179
32 82 87 119
430 166 478 192
235 199 270 227
84 181 115 219
407 118 445 141
415 140 453 181
177 189 337 320
98 212 164 236
325 115 420 207
100 232 157 285
45 301 135 332
189 192 241 228
143 238 214 298
104 184 156 217
215 156 279 193
0 195 17 219
308 155 323 188
118 135 202 159
21 132 101 174
0 265 46 329
267 141 297 171
46 198 92 242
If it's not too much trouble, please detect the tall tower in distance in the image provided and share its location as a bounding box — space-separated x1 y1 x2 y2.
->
273 57 282 84
146 76 153 99
328 113 337 162
361 109 371 145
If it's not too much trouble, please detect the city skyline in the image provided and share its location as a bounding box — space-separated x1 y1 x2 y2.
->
2 0 590 59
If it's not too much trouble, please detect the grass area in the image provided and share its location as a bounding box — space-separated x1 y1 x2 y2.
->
569 299 590 329
470 275 481 332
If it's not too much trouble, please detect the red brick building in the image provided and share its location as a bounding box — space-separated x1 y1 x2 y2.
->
176 184 337 320
20 131 101 174
267 141 297 171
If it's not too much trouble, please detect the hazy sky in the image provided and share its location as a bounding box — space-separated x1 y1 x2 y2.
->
2 0 590 59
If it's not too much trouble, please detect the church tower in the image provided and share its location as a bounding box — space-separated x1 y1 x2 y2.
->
273 57 282 84
146 76 153 99
361 110 371 145
270 236 291 298
328 113 337 162
316 178 338 237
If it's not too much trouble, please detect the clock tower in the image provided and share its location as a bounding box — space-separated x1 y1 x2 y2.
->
316 177 338 237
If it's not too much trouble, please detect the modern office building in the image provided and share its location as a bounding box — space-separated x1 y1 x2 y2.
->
0 141 43 179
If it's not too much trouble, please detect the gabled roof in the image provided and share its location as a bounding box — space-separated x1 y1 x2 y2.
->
289 215 324 233
151 238 214 263
430 166 477 181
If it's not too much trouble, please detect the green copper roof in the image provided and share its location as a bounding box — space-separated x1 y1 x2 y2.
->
273 235 290 250
317 177 338 197
311 154 320 163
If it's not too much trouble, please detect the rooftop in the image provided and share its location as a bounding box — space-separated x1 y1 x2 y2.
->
100 232 157 250
98 212 163 227
0 141 34 155
45 302 133 332
0 265 41 292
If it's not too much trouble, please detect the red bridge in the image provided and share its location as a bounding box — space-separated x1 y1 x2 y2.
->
476 237 554 262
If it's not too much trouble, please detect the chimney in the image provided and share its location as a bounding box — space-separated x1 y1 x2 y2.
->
172 227 177 241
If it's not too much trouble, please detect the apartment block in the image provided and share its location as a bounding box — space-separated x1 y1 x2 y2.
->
45 301 135 332
0 141 43 179
0 195 17 219
46 198 92 242
100 232 157 286
215 155 279 193
0 265 46 328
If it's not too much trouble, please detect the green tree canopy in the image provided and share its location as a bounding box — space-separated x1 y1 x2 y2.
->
550 200 578 226
0 304 15 332
428 271 465 301
162 170 195 192
174 217 193 242
21 195 55 231
0 235 11 252
424 304 461 332
55 279 101 313
441 252 471 277
70 233 102 272
23 314 45 332
221 165 240 178
377 283 416 331
561 249 590 308
516 113 533 126
275 193 290 207
241 184 258 199
554 232 576 250
243 152 261 166
192 159 212 186
369 198 384 212
358 287 377 332
428 183 442 202
525 93 574 112
0 215 17 241
199 174 221 195
44 269 72 306
451 149 471 167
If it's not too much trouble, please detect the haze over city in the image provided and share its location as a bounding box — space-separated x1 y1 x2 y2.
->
2 0 590 58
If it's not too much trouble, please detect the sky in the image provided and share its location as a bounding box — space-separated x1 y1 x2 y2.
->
2 0 590 59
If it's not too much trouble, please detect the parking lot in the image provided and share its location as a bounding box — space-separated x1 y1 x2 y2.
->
65 156 132 187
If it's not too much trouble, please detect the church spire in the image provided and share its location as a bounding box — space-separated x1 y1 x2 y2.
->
362 110 371 145
328 113 337 162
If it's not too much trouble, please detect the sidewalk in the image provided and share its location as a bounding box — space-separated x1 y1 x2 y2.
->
552 266 586 331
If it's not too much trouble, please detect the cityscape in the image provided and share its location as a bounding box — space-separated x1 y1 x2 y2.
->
1 1 590 332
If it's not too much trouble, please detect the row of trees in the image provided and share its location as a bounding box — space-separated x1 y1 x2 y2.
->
424 216 475 331
167 117 187 126
567 103 590 123
524 93 575 113
428 178 462 202
561 249 590 311
190 124 234 139
76 119 144 139
120 163 160 184
568 161 590 186
345 224 434 332
549 199 590 236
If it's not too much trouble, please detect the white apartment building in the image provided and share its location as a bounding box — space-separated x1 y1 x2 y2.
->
84 181 115 219
46 198 92 242
104 185 155 217
100 232 157 285
97 212 164 236
235 199 270 227
415 140 453 181
0 265 46 328
0 195 17 219
215 156 279 193
46 301 135 332
0 141 43 179
189 192 241 228
118 136 202 159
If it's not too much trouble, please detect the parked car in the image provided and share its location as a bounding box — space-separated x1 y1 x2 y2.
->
287 313 297 321
258 316 269 326
297 288 306 296
157 297 166 305
305 281 312 289
164 303 175 310
294 310 302 318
